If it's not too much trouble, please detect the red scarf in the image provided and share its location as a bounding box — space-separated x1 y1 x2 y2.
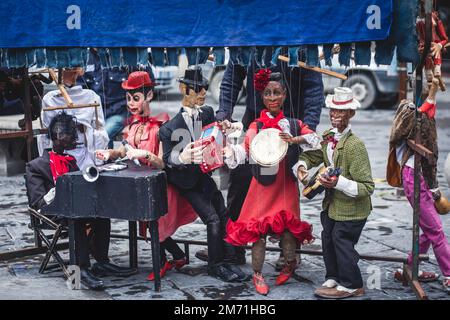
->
49 151 75 183
256 109 285 130
126 112 170 126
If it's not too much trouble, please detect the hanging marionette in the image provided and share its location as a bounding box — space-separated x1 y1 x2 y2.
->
388 78 450 215
416 0 449 93
387 77 450 290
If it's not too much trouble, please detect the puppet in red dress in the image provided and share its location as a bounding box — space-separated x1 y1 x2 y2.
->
223 70 320 295
95 71 198 281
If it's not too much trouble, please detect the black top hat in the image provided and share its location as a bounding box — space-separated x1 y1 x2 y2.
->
178 66 209 87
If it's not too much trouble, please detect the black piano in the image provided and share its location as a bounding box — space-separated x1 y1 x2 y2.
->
41 163 168 291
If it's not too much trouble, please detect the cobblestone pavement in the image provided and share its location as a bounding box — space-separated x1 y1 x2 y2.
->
0 86 449 300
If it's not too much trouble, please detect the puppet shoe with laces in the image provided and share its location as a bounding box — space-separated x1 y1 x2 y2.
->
173 257 188 270
315 285 365 299
147 260 174 281
253 272 269 295
92 262 137 277
275 260 296 285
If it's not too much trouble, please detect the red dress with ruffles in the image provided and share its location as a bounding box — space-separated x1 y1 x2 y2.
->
124 113 198 242
225 110 313 246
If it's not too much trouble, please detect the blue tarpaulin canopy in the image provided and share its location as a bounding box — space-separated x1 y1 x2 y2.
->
0 0 418 68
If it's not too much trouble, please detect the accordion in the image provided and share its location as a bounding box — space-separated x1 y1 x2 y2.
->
302 166 342 200
193 122 224 173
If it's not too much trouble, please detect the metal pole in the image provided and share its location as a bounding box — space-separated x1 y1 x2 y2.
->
22 68 33 162
398 62 408 102
412 0 432 283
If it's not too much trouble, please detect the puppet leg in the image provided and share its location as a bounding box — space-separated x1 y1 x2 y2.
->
276 231 298 285
251 237 269 295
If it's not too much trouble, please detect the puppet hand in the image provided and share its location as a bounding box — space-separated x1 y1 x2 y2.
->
228 122 243 133
222 146 234 159
279 132 296 144
297 166 309 181
179 142 205 164
431 42 443 57
126 148 149 160
319 175 338 188
218 119 232 134
95 149 110 161
43 187 56 205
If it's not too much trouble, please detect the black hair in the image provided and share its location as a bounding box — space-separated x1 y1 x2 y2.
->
48 111 78 141
128 86 153 98
268 72 286 91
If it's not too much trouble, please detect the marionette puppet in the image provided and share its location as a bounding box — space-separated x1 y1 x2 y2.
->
417 0 449 93
26 112 135 290
387 78 450 293
158 66 248 283
296 87 374 299
222 70 319 295
95 71 202 281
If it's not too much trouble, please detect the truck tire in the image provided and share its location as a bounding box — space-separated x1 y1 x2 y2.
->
342 73 377 110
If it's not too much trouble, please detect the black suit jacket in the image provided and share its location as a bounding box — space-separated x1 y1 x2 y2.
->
159 106 216 190
25 151 78 210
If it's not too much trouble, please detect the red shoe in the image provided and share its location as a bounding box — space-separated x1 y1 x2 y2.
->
173 257 188 270
147 260 173 281
253 272 269 295
275 261 296 286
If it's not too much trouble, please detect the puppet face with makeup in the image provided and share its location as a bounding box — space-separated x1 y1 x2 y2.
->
121 71 156 117
48 112 79 154
262 81 286 114
126 88 153 116
178 67 209 108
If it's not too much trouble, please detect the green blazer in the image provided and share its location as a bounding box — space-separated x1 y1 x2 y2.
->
299 129 374 221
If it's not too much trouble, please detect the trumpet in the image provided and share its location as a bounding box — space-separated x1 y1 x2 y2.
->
82 165 103 182
82 162 129 182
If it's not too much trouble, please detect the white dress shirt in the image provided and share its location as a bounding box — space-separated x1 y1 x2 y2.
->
178 105 204 164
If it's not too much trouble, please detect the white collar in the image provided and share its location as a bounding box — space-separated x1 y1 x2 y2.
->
330 125 351 141
182 105 202 117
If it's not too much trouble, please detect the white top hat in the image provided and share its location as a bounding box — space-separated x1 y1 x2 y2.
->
325 87 361 110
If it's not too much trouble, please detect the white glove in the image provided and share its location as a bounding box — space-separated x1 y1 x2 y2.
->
43 187 56 205
179 142 205 164
126 148 151 160
95 149 110 161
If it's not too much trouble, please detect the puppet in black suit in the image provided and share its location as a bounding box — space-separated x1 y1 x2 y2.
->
159 67 247 282
25 112 134 290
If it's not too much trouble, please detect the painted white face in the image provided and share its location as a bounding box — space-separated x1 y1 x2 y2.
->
126 90 153 116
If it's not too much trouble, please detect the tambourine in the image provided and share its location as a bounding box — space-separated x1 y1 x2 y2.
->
250 128 288 167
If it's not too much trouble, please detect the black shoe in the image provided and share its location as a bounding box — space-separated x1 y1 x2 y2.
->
223 263 250 282
91 262 137 277
195 248 208 262
208 264 239 282
80 269 104 291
